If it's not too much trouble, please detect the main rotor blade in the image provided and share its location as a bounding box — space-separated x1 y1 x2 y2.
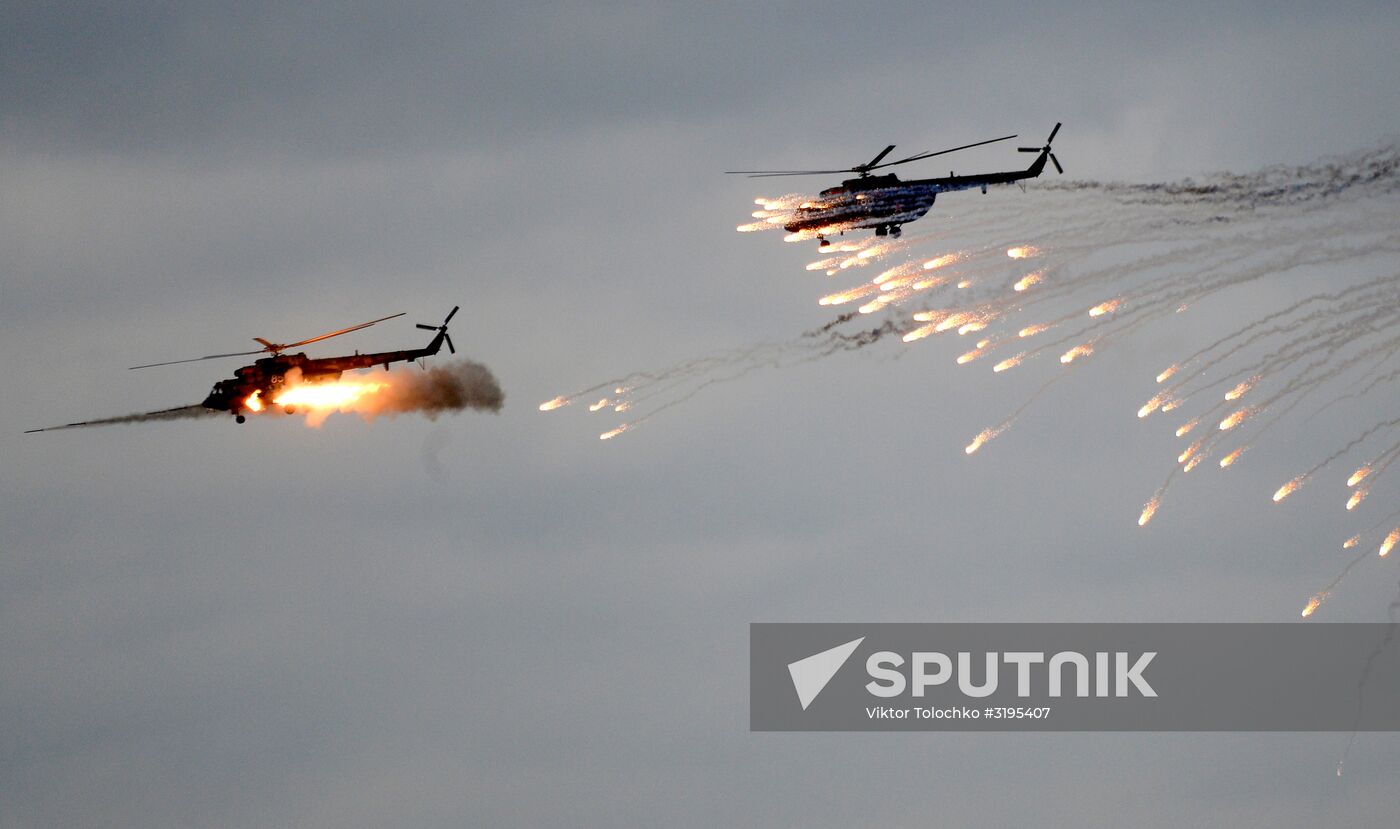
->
861 145 897 169
1051 153 1064 174
445 333 456 355
129 350 265 370
724 169 853 177
868 134 1018 169
443 305 459 324
1018 147 1042 152
276 312 407 350
1046 122 1061 144
416 323 438 331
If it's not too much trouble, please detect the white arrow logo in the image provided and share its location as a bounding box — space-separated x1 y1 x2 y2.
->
787 637 865 710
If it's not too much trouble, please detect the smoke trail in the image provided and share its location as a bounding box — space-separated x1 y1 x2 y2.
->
25 404 220 433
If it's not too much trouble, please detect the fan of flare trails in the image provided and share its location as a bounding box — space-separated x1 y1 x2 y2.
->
544 143 1400 617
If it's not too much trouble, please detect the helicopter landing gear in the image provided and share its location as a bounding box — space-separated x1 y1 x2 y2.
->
284 405 296 415
890 224 902 238
875 225 888 237
235 414 246 424
818 236 830 249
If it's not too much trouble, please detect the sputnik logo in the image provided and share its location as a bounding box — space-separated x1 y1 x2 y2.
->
787 637 865 710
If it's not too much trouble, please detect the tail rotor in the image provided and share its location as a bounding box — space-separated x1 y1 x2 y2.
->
416 305 459 355
1018 122 1064 174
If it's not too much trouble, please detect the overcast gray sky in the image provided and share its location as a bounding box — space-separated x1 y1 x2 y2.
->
4 3 1400 827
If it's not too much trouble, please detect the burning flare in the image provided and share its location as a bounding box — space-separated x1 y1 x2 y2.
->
1347 465 1372 487
1381 528 1400 557
1007 246 1040 259
539 396 570 412
1156 365 1180 384
1088 298 1121 317
1346 487 1369 511
1218 406 1256 431
1219 447 1247 468
965 424 1007 455
1013 272 1043 292
1060 343 1093 364
1272 475 1306 503
1224 375 1260 401
1138 495 1161 527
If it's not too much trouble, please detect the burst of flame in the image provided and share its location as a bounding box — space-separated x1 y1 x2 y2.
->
956 347 986 365
1088 298 1121 317
1346 488 1368 510
539 396 570 412
600 424 629 441
588 398 610 412
818 283 880 306
1301 594 1325 618
902 323 939 343
956 279 973 289
1381 528 1400 557
1183 455 1203 473
1177 438 1204 465
613 401 632 413
1156 365 1179 383
957 320 987 335
1138 496 1161 527
1272 475 1306 503
1138 392 1168 419
1343 534 1361 549
1060 344 1093 364
1219 447 1247 468
1161 398 1184 412
275 381 385 410
1347 465 1372 487
1224 375 1260 401
912 310 948 323
923 254 961 270
964 424 1006 455
1013 272 1043 292
1218 406 1256 430
1007 246 1040 259
1018 323 1050 338
993 354 1025 373
245 390 265 412
1175 416 1202 437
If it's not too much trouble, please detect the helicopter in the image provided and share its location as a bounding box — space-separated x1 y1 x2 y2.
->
169 306 462 423
26 307 460 432
728 123 1063 248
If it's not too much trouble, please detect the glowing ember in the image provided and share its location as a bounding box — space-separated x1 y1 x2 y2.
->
1088 298 1121 317
1346 488 1368 510
1156 365 1180 383
818 283 880 306
600 425 629 441
956 347 986 365
1343 534 1361 549
956 279 973 289
1175 416 1202 437
1138 393 1166 418
965 425 1006 455
1183 455 1203 473
1381 528 1400 557
588 398 610 412
1018 323 1050 338
1013 272 1043 292
993 354 1025 373
923 254 960 270
613 401 632 413
1007 246 1040 259
1347 465 1372 487
1219 447 1247 468
1224 376 1260 401
1177 438 1204 465
1138 496 1161 527
1301 595 1324 618
539 396 570 412
1272 475 1306 503
1218 406 1256 430
902 322 939 343
1060 343 1093 364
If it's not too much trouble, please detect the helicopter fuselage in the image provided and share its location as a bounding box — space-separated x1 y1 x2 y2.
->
783 150 1051 240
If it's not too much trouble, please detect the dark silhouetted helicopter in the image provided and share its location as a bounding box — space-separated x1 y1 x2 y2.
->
26 308 459 432
729 123 1063 248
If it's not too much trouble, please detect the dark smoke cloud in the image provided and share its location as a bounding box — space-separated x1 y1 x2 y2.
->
368 359 504 419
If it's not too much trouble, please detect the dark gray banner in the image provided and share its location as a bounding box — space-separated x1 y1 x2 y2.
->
750 623 1400 731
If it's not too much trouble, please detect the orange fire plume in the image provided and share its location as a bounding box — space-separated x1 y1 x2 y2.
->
1272 475 1306 503
539 396 571 412
1088 298 1121 317
1347 465 1372 487
1381 528 1400 557
1219 447 1247 468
